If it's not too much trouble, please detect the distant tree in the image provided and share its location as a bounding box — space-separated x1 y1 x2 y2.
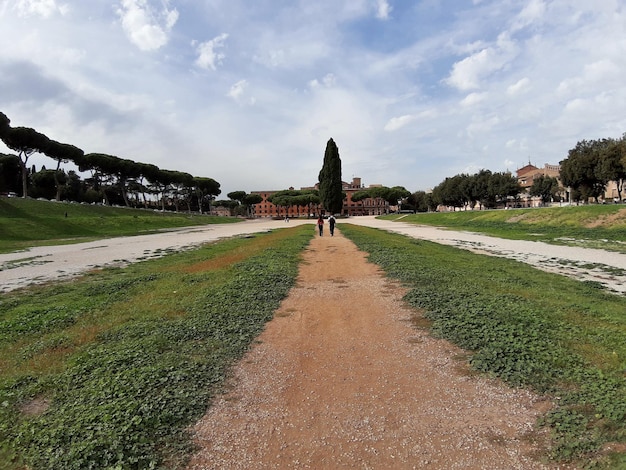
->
80 153 144 207
382 186 411 209
227 191 247 204
214 199 239 215
350 190 370 203
167 171 194 212
597 136 626 202
0 112 10 138
432 175 467 210
268 189 300 217
410 191 435 212
43 140 84 201
146 169 178 211
31 169 58 200
472 170 491 209
63 170 84 202
225 191 261 216
289 191 320 218
0 126 50 198
352 186 410 213
529 175 560 205
0 153 21 194
242 193 263 217
226 191 247 216
137 163 161 208
318 138 343 214
560 139 608 203
486 171 521 208
195 177 221 214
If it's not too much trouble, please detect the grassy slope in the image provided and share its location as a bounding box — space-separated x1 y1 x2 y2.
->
0 197 240 253
385 205 626 252
0 225 314 469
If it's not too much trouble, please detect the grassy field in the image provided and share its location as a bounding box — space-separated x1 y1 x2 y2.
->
341 224 626 468
2 202 626 468
0 225 314 469
0 197 240 253
386 204 626 252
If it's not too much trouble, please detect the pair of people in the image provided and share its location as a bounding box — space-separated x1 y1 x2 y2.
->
316 215 336 236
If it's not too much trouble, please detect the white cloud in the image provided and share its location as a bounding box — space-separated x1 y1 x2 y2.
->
445 33 518 91
511 0 546 32
507 77 530 95
13 0 66 17
460 92 487 107
116 0 178 51
195 33 229 70
227 79 256 105
375 0 392 20
466 114 501 138
309 73 336 89
2 1 626 197
557 60 621 96
384 114 415 131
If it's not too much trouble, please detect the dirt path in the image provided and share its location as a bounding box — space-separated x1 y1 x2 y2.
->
187 229 560 469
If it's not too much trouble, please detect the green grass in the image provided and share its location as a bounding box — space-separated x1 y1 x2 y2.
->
341 224 626 468
0 225 314 469
3 199 626 468
0 197 240 253
385 205 626 252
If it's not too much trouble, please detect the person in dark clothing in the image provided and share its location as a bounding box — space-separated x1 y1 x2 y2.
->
317 215 324 236
328 215 336 236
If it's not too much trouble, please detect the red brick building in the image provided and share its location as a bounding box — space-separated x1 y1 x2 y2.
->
516 163 563 207
251 177 392 218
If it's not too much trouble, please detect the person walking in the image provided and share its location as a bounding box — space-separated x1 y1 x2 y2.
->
328 215 336 236
317 215 324 236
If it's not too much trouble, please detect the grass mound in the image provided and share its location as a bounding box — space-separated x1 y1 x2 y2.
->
0 197 239 253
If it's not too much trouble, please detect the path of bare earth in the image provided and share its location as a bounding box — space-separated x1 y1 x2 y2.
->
187 229 564 469
2 216 626 294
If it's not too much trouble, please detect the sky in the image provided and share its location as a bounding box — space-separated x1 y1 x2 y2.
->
1 0 625 198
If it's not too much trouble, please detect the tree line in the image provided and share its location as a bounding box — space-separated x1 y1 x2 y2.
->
2 110 623 214
560 135 626 203
407 133 626 213
0 111 221 212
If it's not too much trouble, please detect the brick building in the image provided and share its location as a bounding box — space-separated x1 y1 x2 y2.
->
516 163 563 207
251 177 391 218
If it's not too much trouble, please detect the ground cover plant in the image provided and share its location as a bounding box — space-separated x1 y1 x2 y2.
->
0 197 240 253
340 224 626 468
0 225 313 469
387 205 626 253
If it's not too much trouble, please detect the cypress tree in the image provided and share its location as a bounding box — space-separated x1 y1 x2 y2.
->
318 138 343 214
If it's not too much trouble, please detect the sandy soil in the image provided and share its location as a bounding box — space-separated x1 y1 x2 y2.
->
187 229 566 469
2 216 625 294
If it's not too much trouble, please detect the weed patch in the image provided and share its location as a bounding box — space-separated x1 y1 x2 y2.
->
0 226 313 469
340 224 626 467
388 205 626 253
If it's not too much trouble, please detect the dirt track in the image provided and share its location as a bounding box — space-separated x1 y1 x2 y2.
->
2 216 625 294
187 229 561 469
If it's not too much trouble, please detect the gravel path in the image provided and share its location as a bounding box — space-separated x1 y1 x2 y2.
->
2 216 625 294
187 230 563 469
